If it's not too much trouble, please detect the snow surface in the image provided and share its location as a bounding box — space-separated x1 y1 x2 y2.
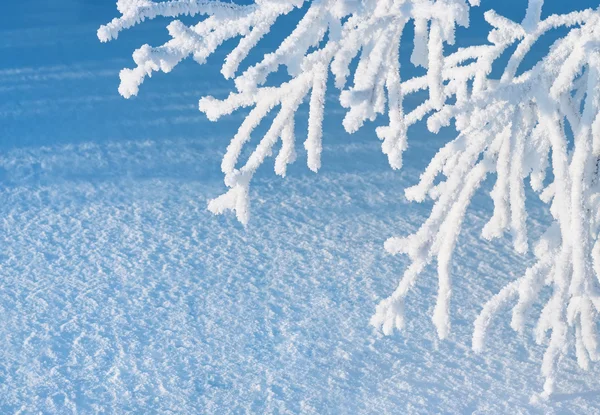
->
2 1 600 413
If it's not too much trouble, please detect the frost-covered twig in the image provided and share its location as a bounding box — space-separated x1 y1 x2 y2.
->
100 0 600 396
100 0 476 222
373 3 600 398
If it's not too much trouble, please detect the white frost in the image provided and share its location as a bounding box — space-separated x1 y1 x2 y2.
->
100 0 600 397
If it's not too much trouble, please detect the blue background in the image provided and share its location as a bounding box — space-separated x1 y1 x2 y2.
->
1 1 599 413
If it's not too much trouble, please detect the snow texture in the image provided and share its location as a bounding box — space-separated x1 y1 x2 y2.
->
99 0 600 400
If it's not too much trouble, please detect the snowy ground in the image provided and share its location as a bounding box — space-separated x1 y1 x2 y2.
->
2 1 600 414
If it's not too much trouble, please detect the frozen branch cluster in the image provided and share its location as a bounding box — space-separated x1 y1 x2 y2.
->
100 0 600 397
99 0 478 223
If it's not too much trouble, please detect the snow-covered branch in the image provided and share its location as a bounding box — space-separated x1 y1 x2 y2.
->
100 0 600 397
100 0 477 222
374 4 600 398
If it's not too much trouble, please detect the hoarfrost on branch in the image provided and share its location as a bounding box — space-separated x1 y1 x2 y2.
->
99 0 600 398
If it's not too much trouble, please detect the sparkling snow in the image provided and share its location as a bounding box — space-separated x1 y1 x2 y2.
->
1 1 600 413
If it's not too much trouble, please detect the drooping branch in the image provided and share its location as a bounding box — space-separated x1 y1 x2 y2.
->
100 0 477 222
373 4 600 398
100 0 600 397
